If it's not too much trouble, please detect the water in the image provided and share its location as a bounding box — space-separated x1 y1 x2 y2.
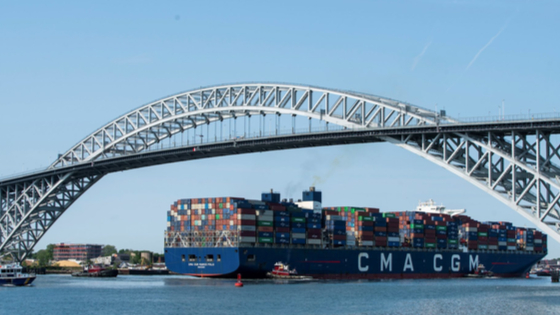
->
3 275 560 315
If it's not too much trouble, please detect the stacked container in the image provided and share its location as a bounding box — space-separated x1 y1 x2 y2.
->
447 221 459 249
273 210 290 244
291 212 307 245
324 212 346 247
166 189 548 255
238 207 257 243
374 213 388 247
462 222 478 250
386 217 400 247
357 213 375 246
477 223 489 250
304 209 323 246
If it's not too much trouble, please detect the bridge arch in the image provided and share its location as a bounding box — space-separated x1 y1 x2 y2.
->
51 83 448 168
2 83 560 261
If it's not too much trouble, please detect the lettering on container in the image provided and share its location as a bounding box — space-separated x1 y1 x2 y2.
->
451 254 460 272
469 255 479 272
403 253 414 272
358 253 369 272
380 253 392 272
433 254 443 272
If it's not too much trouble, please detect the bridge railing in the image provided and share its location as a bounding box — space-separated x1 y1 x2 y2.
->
452 112 560 124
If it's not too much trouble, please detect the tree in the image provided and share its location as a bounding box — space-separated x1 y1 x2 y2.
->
102 245 117 257
45 244 55 259
131 252 142 264
34 244 56 266
36 250 50 267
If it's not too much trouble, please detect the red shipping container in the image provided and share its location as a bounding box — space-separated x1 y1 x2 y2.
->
240 231 256 237
323 210 339 216
331 235 346 240
387 227 399 233
358 231 374 236
238 208 256 215
375 236 387 242
259 226 274 232
359 235 374 241
238 219 256 225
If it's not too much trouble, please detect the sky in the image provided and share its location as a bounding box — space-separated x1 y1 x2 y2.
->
1 1 560 257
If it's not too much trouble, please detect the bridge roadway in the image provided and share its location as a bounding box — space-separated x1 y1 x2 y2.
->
2 82 560 261
3 119 559 186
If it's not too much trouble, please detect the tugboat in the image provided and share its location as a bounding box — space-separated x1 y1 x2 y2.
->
0 263 36 286
266 262 312 280
466 264 494 278
71 264 118 278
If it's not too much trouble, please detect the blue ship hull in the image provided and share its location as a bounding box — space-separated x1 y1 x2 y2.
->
165 246 544 279
0 276 36 286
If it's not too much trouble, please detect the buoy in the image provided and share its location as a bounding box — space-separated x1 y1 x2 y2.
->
235 273 244 287
526 272 530 279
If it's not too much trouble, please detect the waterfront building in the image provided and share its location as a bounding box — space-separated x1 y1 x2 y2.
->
53 243 103 261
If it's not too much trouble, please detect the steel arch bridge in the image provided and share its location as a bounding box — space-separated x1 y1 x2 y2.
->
2 83 560 261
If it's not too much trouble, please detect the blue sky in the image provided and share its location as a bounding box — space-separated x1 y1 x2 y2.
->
1 1 560 257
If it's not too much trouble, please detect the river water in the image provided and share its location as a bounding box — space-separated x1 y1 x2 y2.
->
3 275 560 314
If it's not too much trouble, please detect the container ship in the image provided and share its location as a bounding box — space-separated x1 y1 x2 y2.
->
164 188 547 279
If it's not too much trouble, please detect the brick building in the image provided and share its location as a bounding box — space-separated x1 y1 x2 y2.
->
53 243 103 261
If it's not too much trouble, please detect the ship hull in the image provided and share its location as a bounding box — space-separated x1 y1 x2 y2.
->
0 276 36 286
165 246 544 279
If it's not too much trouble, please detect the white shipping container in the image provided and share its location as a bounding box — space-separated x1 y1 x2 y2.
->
525 246 534 251
167 222 171 227
507 246 517 250
359 241 374 246
187 210 191 215
291 233 306 239
534 239 543 244
498 241 507 246
257 215 274 221
306 239 322 245
388 236 400 242
240 214 256 220
465 227 478 232
257 210 274 216
346 241 356 246
488 245 498 250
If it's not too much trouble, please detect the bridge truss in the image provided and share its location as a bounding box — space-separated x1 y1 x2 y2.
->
1 83 559 261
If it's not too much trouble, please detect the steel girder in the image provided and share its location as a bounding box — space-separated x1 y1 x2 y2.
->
50 83 450 168
385 130 560 243
0 173 103 261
